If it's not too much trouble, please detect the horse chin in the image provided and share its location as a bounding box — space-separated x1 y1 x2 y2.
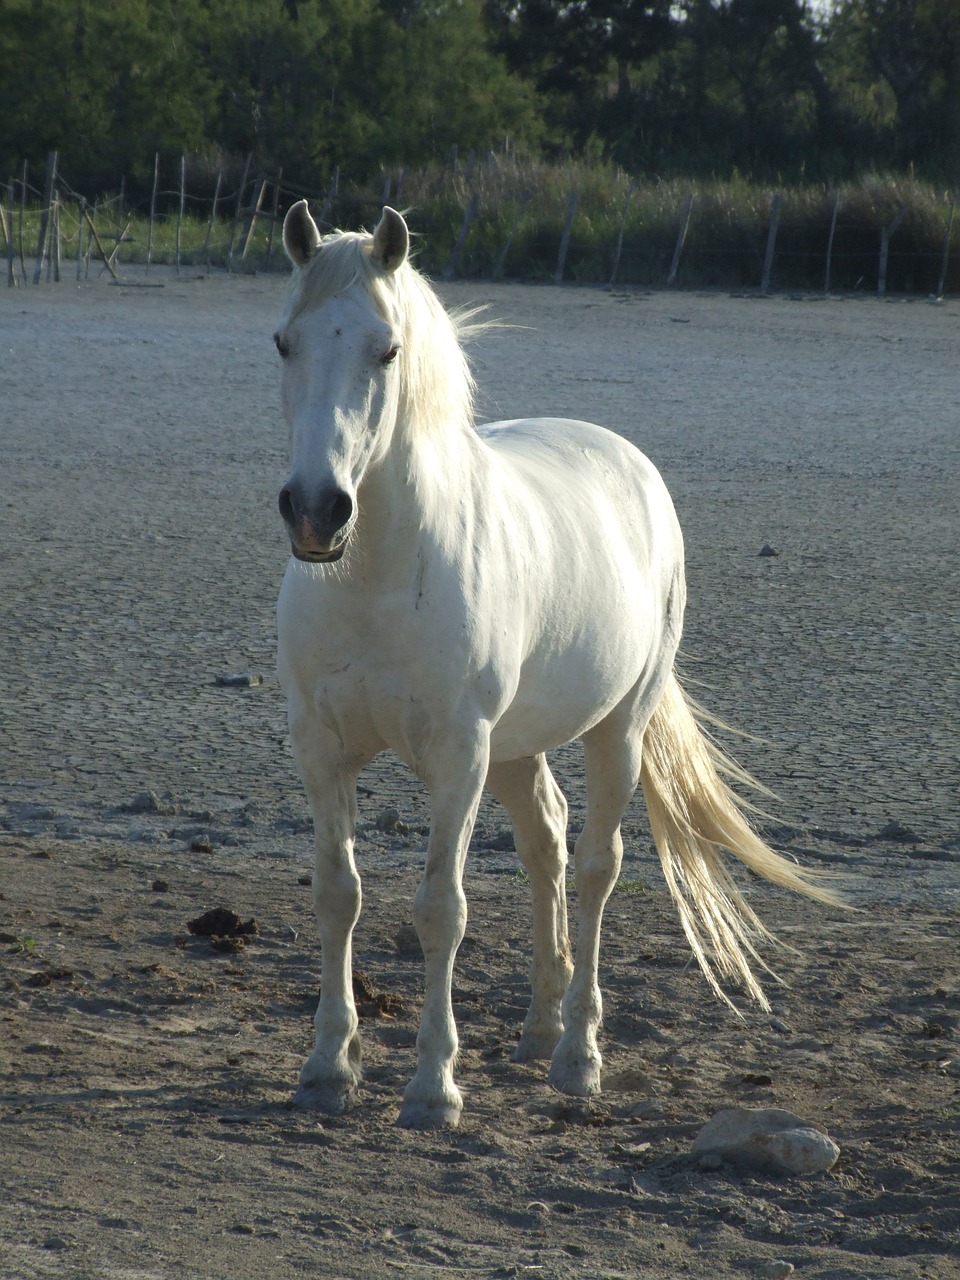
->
291 539 348 564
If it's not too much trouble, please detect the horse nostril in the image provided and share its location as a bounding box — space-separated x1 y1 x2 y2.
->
278 486 295 525
328 491 354 531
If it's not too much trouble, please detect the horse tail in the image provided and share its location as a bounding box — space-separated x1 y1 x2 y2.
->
639 670 843 1012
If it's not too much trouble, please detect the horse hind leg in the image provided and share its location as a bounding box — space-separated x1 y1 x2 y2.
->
547 710 646 1098
486 756 572 1062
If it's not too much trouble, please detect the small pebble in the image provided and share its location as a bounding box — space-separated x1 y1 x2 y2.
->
758 1263 795 1279
152 879 169 892
215 672 262 688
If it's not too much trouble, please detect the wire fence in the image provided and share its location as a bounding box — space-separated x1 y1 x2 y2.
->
3 150 958 296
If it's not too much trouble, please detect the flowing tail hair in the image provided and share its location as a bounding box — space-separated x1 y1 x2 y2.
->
640 671 844 1012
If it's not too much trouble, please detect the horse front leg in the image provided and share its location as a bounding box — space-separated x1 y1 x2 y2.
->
399 737 489 1130
290 712 368 1113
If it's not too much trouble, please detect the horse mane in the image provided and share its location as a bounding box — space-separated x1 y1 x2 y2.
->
278 227 482 439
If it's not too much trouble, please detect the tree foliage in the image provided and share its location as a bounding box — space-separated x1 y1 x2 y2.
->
0 0 957 194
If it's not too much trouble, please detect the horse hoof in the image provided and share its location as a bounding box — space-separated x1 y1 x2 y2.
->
512 1032 560 1063
397 1096 462 1130
293 1081 358 1113
547 1057 602 1098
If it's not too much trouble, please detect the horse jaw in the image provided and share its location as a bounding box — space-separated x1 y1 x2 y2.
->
283 199 322 266
371 207 409 273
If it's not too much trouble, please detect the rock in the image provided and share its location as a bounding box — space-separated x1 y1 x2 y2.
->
691 1107 840 1176
758 543 779 557
758 1263 795 1279
376 807 408 834
215 672 263 688
877 819 920 844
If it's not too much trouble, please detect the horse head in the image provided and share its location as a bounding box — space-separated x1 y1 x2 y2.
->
274 202 410 563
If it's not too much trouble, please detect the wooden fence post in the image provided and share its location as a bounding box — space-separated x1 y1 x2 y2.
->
201 169 222 267
76 197 86 281
442 193 480 280
227 153 252 269
824 192 840 293
666 193 694 286
610 182 637 285
3 183 16 287
759 194 781 293
18 161 28 283
937 198 956 298
51 192 61 282
32 150 58 284
878 205 907 296
493 196 530 279
83 206 120 281
266 168 282 266
240 177 268 265
176 154 186 273
319 167 339 227
146 153 159 272
554 192 578 284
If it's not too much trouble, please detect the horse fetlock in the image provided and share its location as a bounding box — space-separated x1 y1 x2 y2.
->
296 1039 363 1112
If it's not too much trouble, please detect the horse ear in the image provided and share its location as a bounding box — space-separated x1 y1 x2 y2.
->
371 206 409 273
283 200 321 267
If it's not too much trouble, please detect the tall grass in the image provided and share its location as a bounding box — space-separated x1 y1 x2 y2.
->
5 157 957 293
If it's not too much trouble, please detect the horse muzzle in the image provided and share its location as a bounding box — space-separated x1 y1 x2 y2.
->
279 483 355 563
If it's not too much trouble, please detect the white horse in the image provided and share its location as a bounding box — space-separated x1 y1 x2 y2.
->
274 202 839 1129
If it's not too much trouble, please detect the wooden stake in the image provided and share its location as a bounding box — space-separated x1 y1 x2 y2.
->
824 192 840 293
3 183 16 287
878 205 907 296
201 169 223 267
32 150 58 284
18 160 28 284
442 193 480 280
176 154 186 274
937 198 956 298
240 177 267 264
493 196 530 279
51 192 61 282
610 182 637 284
760 194 781 293
266 168 282 265
227 153 252 269
83 206 120 280
667 194 694 286
554 192 578 285
76 197 86 281
146 153 159 272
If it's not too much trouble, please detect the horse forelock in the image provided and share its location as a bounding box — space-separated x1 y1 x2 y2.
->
278 228 479 439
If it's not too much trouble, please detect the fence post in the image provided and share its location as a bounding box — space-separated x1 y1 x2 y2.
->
610 182 637 285
83 206 120 281
554 192 578 284
266 168 282 266
240 177 268 265
146 153 159 272
201 169 223 267
176 154 186 273
76 197 86 281
824 192 840 293
32 150 58 284
3 183 15 287
760 194 781 293
666 193 694 286
227 153 252 269
442 193 480 280
51 192 61 282
493 196 529 279
319 166 339 227
878 205 907 296
937 197 956 298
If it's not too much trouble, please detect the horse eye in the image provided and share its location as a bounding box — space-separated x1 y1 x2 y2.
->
380 345 400 366
274 334 290 359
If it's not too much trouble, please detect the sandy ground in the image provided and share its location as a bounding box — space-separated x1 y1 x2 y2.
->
0 265 958 1280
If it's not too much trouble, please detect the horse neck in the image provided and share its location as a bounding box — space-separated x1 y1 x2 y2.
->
355 404 476 573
